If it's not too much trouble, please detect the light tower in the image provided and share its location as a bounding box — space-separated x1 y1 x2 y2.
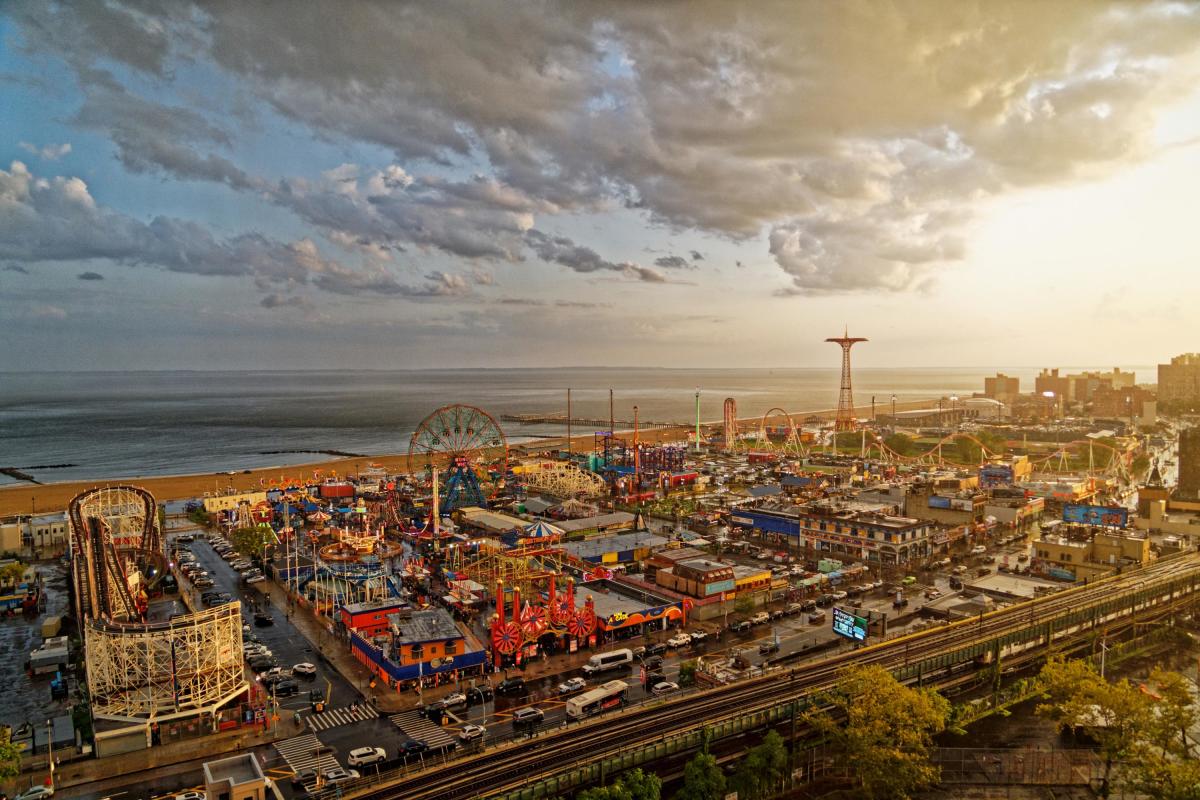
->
723 397 737 451
826 326 868 432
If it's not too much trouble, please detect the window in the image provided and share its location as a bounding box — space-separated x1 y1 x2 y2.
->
444 640 457 654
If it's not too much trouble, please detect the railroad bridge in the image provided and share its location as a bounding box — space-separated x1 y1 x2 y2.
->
330 551 1200 800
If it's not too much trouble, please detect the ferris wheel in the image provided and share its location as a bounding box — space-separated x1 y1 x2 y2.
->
408 404 508 511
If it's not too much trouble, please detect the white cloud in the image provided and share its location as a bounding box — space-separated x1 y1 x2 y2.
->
19 142 72 160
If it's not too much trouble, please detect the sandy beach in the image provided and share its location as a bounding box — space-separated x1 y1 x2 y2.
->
0 398 936 517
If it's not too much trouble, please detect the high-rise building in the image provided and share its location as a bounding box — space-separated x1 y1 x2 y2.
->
1158 354 1200 409
1035 368 1074 402
983 373 1019 402
1179 427 1200 499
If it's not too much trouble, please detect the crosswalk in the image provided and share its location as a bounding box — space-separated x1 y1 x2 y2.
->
388 710 459 750
275 733 338 779
305 703 377 732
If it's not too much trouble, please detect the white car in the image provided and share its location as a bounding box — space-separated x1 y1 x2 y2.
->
323 768 361 783
347 746 386 767
15 789 54 800
246 574 266 584
667 633 692 648
459 724 487 741
174 793 205 800
689 630 709 643
651 681 679 695
439 692 468 708
557 677 586 694
292 662 317 677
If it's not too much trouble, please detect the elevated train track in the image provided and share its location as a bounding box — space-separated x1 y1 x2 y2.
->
337 552 1200 800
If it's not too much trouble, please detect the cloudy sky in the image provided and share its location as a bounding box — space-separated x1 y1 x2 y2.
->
3 1 1200 371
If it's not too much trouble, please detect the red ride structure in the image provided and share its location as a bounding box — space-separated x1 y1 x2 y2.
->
489 575 596 666
826 327 868 432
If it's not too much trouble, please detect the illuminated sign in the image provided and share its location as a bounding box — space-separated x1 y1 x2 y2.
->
832 607 868 642
1062 504 1128 527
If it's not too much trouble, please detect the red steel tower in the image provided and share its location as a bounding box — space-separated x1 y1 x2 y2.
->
723 397 737 451
826 327 868 432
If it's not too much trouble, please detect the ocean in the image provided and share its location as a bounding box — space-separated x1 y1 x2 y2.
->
0 366 1154 485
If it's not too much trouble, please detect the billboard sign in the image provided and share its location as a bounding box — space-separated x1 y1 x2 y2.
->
949 498 975 512
928 495 952 509
1062 504 1128 527
979 465 1014 487
832 607 869 642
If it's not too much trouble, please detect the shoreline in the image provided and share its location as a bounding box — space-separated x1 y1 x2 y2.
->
0 397 939 517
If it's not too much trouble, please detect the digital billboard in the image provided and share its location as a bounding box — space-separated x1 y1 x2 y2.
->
832 607 869 642
979 465 1014 487
1062 504 1129 527
928 495 952 509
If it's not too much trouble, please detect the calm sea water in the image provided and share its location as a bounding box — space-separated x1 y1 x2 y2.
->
0 367 1153 485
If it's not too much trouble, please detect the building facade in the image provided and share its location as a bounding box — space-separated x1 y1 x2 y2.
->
983 373 1020 403
732 506 933 566
1158 353 1200 408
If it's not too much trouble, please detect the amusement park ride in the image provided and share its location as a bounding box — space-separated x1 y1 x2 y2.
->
408 404 508 512
488 576 597 667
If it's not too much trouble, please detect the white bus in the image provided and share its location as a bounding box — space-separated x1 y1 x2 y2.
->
581 648 633 675
565 680 628 719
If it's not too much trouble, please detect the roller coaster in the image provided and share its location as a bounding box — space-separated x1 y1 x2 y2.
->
68 485 244 724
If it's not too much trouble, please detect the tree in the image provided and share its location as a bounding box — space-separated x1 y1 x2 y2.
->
1037 660 1200 799
229 526 268 559
0 727 22 780
678 660 697 687
882 432 915 456
1131 453 1151 479
0 561 26 586
734 594 756 617
675 752 725 800
728 730 788 799
804 664 950 799
576 768 661 800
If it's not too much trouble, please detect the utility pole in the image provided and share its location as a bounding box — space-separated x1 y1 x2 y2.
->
567 388 572 457
609 388 614 436
694 389 701 452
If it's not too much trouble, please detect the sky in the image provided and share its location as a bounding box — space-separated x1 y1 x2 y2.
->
2 1 1200 371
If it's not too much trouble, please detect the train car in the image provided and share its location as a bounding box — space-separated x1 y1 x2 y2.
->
565 680 628 720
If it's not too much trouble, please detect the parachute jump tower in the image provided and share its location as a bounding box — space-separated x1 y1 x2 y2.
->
826 327 867 432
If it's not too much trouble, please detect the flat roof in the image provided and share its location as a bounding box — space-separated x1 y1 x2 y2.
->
580 581 674 617
342 598 408 616
390 608 463 643
554 512 636 533
967 572 1065 599
203 753 264 787
560 532 667 560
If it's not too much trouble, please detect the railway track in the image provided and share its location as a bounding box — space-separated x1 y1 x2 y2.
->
344 551 1200 800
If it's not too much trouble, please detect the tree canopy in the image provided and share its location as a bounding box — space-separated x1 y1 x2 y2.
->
728 730 788 800
675 751 725 800
1037 658 1200 799
804 664 950 799
576 768 661 800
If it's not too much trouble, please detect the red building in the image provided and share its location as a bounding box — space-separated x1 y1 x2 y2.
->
339 598 408 637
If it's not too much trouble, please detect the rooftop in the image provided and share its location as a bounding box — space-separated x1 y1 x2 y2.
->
559 531 666 560
203 753 264 787
390 607 463 644
554 511 637 534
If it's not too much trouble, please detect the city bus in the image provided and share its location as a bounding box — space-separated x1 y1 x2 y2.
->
565 680 628 719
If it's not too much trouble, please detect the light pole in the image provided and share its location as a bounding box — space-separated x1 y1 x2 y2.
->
890 395 896 422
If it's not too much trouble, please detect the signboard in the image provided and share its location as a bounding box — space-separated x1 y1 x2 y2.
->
979 465 1014 487
832 607 868 642
731 516 754 526
949 498 975 512
1062 504 1128 527
928 496 952 509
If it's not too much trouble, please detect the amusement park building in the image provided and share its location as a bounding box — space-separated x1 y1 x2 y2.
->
903 488 986 527
457 507 528 535
560 531 668 565
0 512 70 558
388 608 467 666
202 490 267 513
554 512 637 537
339 598 409 637
1032 526 1153 582
731 506 933 566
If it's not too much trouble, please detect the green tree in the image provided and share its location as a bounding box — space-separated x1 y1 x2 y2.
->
0 727 22 780
1131 454 1151 479
678 660 697 687
882 432 915 456
734 594 756 617
619 768 662 800
675 751 725 800
229 526 268 559
805 664 950 799
1036 658 1150 797
728 730 788 800
1037 660 1200 799
0 561 26 586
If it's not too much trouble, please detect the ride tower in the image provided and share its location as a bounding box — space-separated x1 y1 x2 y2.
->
825 327 867 432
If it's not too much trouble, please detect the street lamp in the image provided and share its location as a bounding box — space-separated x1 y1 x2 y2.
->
890 395 897 420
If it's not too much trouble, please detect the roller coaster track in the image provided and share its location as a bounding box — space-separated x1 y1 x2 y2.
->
337 551 1200 800
69 485 161 621
856 431 1131 476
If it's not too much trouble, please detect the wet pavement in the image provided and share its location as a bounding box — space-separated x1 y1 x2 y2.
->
0 561 72 733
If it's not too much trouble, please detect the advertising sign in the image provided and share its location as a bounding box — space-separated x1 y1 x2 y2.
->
928 496 952 509
949 498 975 512
979 465 1014 487
832 607 869 642
1062 504 1128 527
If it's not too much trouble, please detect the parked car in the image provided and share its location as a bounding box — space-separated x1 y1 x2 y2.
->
971 545 987 555
689 630 709 643
730 620 752 633
16 788 55 800
807 610 827 624
557 677 586 694
459 724 487 742
466 685 494 705
769 608 785 621
273 680 299 697
347 746 386 767
641 655 664 671
496 677 525 695
254 612 274 627
758 640 780 655
400 740 429 757
644 642 668 657
439 692 468 708
750 611 770 625
667 633 692 648
651 681 679 695
292 662 317 677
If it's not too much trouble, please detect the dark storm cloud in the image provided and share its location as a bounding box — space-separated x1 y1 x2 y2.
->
77 271 104 280
690 251 704 261
3 264 29 274
653 255 694 270
8 1 1200 293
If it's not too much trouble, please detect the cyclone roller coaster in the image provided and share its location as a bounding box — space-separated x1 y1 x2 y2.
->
69 486 244 724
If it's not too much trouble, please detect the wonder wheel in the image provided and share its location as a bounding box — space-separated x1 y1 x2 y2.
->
408 404 508 511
